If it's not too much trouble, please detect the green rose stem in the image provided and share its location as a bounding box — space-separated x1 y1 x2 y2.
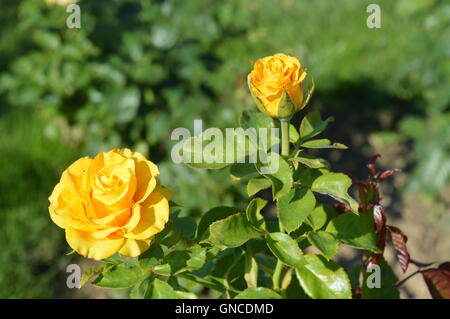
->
280 118 290 158
273 117 291 291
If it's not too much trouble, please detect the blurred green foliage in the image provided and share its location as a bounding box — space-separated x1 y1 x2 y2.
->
0 111 77 298
0 0 449 298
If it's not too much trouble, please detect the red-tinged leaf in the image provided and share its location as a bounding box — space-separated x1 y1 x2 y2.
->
366 206 388 269
373 205 386 233
422 262 450 299
366 154 381 176
388 226 410 273
379 169 401 180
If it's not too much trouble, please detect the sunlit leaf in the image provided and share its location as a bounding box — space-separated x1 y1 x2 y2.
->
247 177 272 197
307 231 339 260
257 152 293 200
299 111 333 141
325 214 380 252
301 138 347 149
266 232 306 268
92 263 150 289
196 206 241 240
235 287 282 299
202 213 263 248
246 198 267 231
145 278 177 299
311 172 358 212
296 254 351 299
277 188 316 233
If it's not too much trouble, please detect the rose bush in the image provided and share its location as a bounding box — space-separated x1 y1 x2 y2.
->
48 54 447 299
49 148 170 260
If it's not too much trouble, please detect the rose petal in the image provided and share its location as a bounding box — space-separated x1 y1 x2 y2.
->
66 228 124 260
124 191 169 240
118 238 151 258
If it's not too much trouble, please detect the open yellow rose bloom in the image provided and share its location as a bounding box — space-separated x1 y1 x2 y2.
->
248 53 307 118
49 148 170 260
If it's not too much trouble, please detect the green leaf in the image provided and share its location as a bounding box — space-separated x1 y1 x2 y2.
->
244 252 259 288
230 162 258 179
295 254 352 299
235 287 282 299
305 204 330 230
266 232 306 268
163 245 207 275
181 128 254 169
325 214 381 252
311 172 358 212
80 265 108 288
285 275 310 299
277 188 316 233
154 211 179 243
153 264 171 277
239 110 278 151
129 280 148 299
145 278 177 299
289 124 300 144
362 259 399 299
247 177 271 197
246 198 267 231
202 213 263 248
196 206 241 240
257 152 293 200
179 273 234 294
173 216 197 240
299 111 333 141
301 139 347 149
102 254 131 265
240 110 275 131
92 263 150 289
307 231 339 260
138 244 164 269
291 155 329 169
294 166 327 187
175 291 198 299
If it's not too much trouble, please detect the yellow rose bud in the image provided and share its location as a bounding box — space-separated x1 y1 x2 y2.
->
248 53 307 118
48 148 171 260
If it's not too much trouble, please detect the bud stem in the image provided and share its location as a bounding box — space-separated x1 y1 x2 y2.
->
280 118 290 158
273 118 290 292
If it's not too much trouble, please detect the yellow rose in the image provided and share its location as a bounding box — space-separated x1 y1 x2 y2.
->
49 148 170 260
248 53 307 118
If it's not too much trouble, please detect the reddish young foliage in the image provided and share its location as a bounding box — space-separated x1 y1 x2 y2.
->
387 226 410 273
354 155 450 299
422 263 450 299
